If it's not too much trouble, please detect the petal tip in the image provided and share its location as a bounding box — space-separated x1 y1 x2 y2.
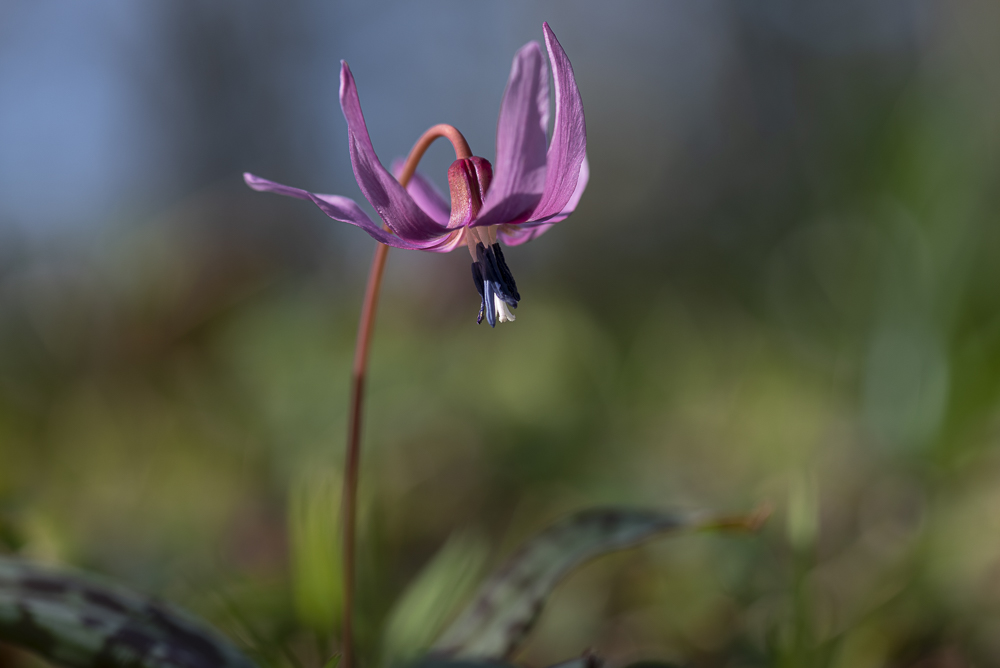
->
339 61 352 100
517 39 543 58
542 22 571 58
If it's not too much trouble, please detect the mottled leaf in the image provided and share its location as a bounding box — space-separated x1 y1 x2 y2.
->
431 506 767 661
0 557 257 668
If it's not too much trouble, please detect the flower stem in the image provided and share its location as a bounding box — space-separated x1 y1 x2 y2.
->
340 123 471 668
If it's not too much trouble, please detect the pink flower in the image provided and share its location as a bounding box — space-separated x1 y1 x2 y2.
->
244 23 588 326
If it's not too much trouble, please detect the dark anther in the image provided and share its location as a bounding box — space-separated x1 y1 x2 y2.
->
471 262 485 325
476 243 517 307
471 262 485 299
491 243 520 302
470 242 521 327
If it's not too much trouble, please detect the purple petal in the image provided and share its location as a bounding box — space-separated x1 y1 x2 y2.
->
244 172 312 201
527 23 587 222
340 61 453 244
478 40 550 225
532 153 589 224
421 229 468 253
390 158 451 227
244 173 451 251
498 155 588 246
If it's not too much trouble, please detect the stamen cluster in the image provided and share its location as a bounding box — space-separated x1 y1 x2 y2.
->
471 242 520 326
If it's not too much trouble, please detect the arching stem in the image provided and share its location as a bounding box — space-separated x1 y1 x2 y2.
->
340 124 470 668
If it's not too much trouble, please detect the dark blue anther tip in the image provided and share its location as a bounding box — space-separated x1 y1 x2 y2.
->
491 243 521 302
483 278 497 328
471 243 520 326
471 261 486 324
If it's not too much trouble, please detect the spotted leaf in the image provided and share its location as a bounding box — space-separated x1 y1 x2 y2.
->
0 557 257 668
430 506 767 661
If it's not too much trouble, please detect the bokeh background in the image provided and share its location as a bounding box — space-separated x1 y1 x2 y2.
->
2 1 1000 666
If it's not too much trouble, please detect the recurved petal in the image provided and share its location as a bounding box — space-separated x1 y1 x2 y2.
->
244 172 312 200
339 61 453 244
498 155 588 246
390 158 451 226
243 173 448 250
480 39 550 224
527 23 587 222
533 153 589 225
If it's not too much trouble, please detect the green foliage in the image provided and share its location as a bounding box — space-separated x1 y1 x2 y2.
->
288 470 343 634
381 530 488 668
0 506 759 668
0 507 25 553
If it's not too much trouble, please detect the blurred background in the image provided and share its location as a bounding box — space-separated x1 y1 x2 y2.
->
2 0 1000 666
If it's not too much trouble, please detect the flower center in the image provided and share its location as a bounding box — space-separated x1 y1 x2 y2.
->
444 155 520 327
396 125 519 327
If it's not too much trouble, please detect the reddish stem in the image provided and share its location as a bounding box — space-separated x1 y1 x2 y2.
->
340 124 470 668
